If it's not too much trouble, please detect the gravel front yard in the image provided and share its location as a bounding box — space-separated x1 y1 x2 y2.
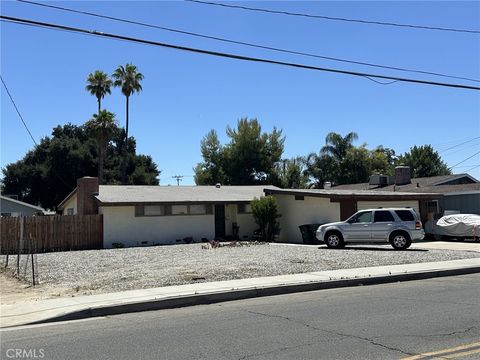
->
2 242 479 301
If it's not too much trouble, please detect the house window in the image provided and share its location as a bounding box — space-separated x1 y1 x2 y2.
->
238 204 252 214
190 204 207 215
67 208 74 215
144 205 164 216
172 205 188 215
135 204 211 216
136 205 168 216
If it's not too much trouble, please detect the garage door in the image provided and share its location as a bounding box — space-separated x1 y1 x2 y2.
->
357 200 419 214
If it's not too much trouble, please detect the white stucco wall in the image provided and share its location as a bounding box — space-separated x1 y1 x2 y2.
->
357 200 419 213
100 206 215 247
61 195 77 215
274 195 341 243
237 213 258 240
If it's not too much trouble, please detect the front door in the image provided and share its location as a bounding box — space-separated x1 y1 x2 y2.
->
214 204 226 239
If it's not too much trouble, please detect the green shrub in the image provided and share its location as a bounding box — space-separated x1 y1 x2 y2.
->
251 196 281 242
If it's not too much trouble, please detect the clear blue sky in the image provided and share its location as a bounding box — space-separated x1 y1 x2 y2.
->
1 1 479 185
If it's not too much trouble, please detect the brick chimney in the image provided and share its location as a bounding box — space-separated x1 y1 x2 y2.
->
395 166 411 186
77 177 99 215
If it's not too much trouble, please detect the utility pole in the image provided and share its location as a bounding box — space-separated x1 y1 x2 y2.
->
172 175 183 186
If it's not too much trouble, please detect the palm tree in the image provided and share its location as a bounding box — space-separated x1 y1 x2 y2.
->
86 110 118 184
320 132 358 161
85 71 112 114
112 63 144 183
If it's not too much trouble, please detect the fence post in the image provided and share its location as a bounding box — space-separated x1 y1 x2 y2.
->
17 216 24 275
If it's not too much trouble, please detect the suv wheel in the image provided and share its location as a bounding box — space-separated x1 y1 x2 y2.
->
389 232 411 250
325 231 345 249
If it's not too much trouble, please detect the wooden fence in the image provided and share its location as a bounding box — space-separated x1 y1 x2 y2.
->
0 215 103 254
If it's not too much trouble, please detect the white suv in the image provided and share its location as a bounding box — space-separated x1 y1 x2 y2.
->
316 208 424 250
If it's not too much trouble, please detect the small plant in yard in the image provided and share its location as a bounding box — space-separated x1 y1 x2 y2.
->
251 196 281 242
112 242 125 248
201 240 267 249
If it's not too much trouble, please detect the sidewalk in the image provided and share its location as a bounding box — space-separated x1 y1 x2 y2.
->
1 258 479 329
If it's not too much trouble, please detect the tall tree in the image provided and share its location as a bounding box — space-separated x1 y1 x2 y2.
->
304 153 339 188
225 118 284 184
194 130 227 185
85 110 118 184
112 63 144 183
85 70 112 114
338 146 371 184
2 123 159 209
272 157 309 188
321 132 358 161
397 145 451 178
194 118 285 185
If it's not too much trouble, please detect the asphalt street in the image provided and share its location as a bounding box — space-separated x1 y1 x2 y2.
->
2 274 479 360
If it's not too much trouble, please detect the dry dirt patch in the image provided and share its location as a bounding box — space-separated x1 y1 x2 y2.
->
1 242 478 302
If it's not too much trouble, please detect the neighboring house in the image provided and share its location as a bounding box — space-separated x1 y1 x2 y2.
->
333 167 480 217
0 195 45 217
58 177 277 248
264 188 441 243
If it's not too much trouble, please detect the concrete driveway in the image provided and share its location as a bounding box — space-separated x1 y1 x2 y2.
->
412 240 480 252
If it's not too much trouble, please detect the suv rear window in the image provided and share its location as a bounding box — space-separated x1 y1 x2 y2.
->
374 210 395 222
395 210 415 221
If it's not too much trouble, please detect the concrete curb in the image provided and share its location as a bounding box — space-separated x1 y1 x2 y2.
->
22 264 480 327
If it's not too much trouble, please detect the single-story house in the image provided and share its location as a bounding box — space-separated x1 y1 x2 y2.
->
59 176 442 247
0 195 45 217
263 188 441 243
333 167 480 216
58 177 277 248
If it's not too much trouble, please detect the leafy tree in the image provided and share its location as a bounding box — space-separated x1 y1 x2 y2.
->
2 123 159 209
251 196 281 242
397 145 451 178
272 157 309 188
374 146 397 169
304 153 339 188
321 132 358 161
194 130 228 185
112 63 144 183
338 146 371 184
304 132 359 187
86 70 112 114
306 135 392 186
369 148 394 176
85 110 118 184
195 118 285 185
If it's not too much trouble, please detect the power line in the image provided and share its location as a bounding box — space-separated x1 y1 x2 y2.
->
2 15 480 91
450 164 480 169
187 0 480 35
16 0 480 83
449 151 480 169
1 75 72 191
464 164 480 172
440 137 480 153
1 75 37 145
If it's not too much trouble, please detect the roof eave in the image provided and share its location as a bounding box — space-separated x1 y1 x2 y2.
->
57 187 78 210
